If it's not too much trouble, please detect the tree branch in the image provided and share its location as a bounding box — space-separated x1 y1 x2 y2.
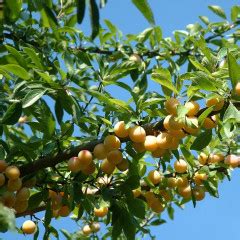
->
19 102 229 178
16 205 46 218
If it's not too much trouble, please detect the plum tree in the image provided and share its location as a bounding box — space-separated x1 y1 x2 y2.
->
0 1 240 239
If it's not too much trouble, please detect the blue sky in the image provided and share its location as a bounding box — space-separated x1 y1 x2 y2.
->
2 1 240 240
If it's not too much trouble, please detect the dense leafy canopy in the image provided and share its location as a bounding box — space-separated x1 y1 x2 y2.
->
0 1 240 239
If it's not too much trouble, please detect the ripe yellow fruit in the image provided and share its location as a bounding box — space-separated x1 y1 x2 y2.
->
168 137 180 150
159 189 172 202
2 192 16 208
104 135 121 151
132 189 141 198
5 166 20 180
203 115 218 129
148 170 162 185
132 142 146 153
94 206 108 217
101 159 115 175
152 148 166 158
206 97 224 111
82 224 92 235
177 176 189 188
16 187 30 201
81 161 96 175
78 150 93 168
224 154 240 168
178 185 191 199
150 198 164 213
193 173 208 186
0 160 8 172
58 205 71 217
185 101 200 116
0 173 5 187
165 98 180 115
183 117 199 135
116 158 129 171
156 132 172 149
14 200 28 213
235 82 240 96
167 177 178 188
68 157 81 172
174 159 188 173
144 135 158 152
22 220 36 234
193 186 205 201
164 115 184 131
51 194 62 210
129 53 142 63
198 152 208 165
7 178 22 192
129 126 146 143
168 129 186 139
93 143 107 160
91 222 100 233
114 121 129 138
48 189 58 199
208 153 224 164
107 149 123 165
144 191 157 205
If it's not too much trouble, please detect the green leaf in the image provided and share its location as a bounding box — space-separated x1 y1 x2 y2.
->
122 209 136 240
150 219 166 226
76 0 86 24
192 72 217 91
0 64 30 80
199 16 210 25
137 27 153 43
180 146 195 167
227 52 240 88
203 179 219 197
60 229 71 240
131 0 155 25
151 68 178 94
22 89 47 108
55 98 64 124
198 106 214 125
208 5 227 19
5 45 26 67
6 0 22 21
89 0 99 40
44 201 52 227
28 191 48 210
127 198 146 219
191 130 212 151
223 102 240 122
89 90 132 112
23 47 44 70
1 102 22 125
188 56 210 73
231 6 240 22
